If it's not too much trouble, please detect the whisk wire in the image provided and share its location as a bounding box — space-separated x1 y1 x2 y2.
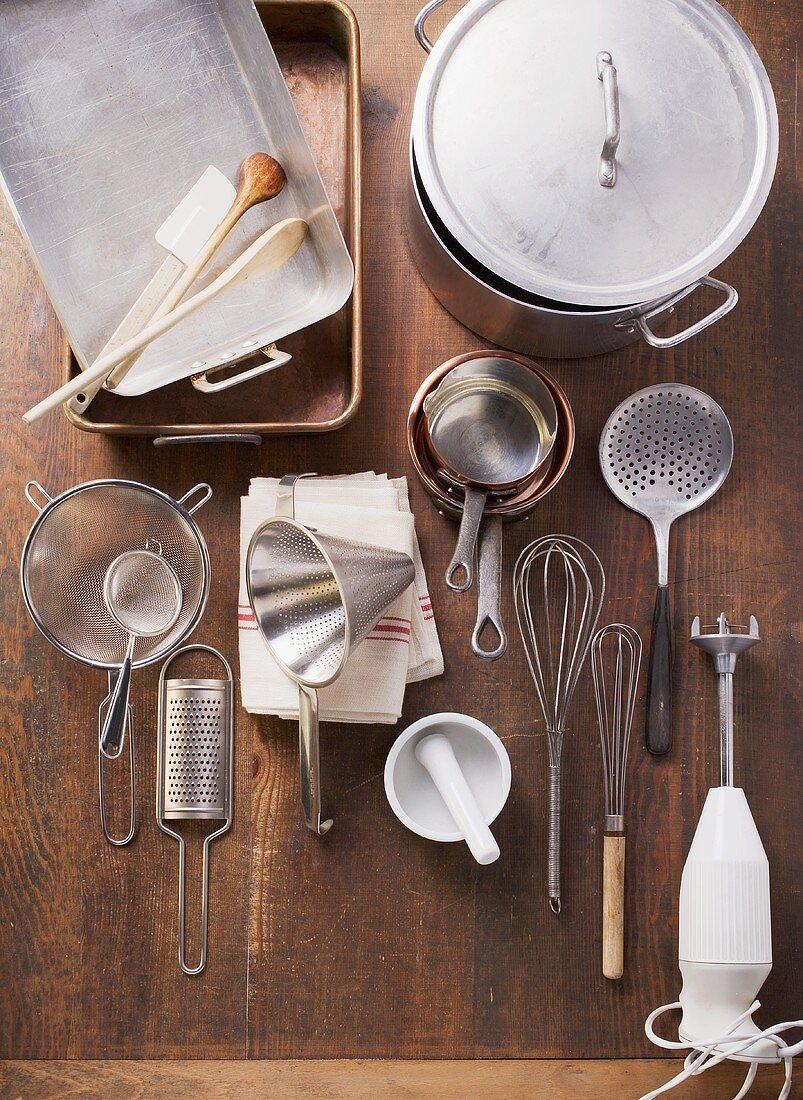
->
591 623 642 822
513 535 605 911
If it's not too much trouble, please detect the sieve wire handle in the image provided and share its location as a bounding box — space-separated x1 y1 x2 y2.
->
24 481 53 513
98 678 136 847
178 483 213 515
298 685 333 836
100 637 135 758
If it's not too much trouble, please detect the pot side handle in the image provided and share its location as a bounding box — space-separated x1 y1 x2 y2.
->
415 0 454 53
635 276 738 349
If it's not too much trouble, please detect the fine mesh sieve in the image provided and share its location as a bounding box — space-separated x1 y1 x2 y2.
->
21 480 211 669
157 645 233 976
246 474 416 835
599 385 733 756
21 479 212 846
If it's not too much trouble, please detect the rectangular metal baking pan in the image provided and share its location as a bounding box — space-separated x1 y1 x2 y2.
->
61 0 362 437
1 0 355 398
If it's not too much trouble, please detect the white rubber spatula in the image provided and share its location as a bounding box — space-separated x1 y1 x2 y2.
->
66 166 236 416
23 217 308 424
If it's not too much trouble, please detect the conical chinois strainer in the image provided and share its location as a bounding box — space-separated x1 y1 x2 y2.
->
246 475 416 835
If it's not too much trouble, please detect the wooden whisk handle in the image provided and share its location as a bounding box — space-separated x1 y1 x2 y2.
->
602 833 625 979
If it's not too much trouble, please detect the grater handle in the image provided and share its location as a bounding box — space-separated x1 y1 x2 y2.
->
298 685 333 836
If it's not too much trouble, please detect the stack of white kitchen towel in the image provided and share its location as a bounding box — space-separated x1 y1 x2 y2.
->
239 473 444 724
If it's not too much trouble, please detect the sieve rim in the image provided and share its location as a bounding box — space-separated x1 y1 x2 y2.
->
245 516 351 690
20 479 211 671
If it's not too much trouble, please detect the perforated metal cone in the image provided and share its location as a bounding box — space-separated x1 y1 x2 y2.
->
246 519 416 689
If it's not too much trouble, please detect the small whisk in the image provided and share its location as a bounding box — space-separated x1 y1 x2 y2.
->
513 535 605 914
591 624 642 979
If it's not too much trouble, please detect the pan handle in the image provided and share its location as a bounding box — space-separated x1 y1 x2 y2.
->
414 0 454 52
446 487 486 591
24 481 53 513
635 276 738 349
471 515 507 661
190 345 291 393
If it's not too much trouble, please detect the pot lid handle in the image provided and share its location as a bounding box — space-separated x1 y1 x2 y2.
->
596 52 620 188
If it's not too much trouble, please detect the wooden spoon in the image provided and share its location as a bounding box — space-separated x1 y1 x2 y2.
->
66 152 287 409
23 218 308 424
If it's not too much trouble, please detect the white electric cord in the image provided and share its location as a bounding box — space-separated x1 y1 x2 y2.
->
639 1001 803 1100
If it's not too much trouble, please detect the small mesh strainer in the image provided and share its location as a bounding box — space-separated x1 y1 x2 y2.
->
98 550 183 760
246 475 416 835
599 385 733 755
21 479 212 845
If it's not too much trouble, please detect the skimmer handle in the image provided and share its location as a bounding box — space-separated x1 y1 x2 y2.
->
646 586 673 755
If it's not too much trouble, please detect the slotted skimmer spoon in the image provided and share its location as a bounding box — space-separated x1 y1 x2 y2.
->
599 385 733 756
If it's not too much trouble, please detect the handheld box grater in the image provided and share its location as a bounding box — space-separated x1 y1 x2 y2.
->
157 645 233 976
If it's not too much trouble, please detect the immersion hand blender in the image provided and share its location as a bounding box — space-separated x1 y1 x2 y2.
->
641 614 802 1100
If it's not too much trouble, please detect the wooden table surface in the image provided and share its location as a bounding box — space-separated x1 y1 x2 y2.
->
0 0 800 1091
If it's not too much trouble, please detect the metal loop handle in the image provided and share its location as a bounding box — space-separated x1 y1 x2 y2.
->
160 644 233 684
274 473 318 521
596 52 620 188
24 481 53 513
98 689 136 847
636 276 738 349
190 345 292 394
471 516 507 660
177 483 213 515
414 0 452 52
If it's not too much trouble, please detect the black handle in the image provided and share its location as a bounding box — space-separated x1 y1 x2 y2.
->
100 655 132 758
646 585 672 755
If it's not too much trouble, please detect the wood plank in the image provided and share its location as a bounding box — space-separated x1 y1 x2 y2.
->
0 1059 793 1100
0 0 800 1066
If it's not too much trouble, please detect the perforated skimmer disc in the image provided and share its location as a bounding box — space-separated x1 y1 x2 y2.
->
599 385 733 517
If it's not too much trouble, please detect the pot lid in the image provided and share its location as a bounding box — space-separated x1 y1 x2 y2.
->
412 0 778 306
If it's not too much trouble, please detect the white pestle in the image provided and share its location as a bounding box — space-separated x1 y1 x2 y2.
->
414 733 500 864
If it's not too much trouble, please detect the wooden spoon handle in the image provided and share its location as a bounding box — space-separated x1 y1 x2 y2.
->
602 833 625 980
106 152 285 389
23 218 306 423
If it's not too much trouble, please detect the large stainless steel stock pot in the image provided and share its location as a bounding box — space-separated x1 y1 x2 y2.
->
409 0 778 358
